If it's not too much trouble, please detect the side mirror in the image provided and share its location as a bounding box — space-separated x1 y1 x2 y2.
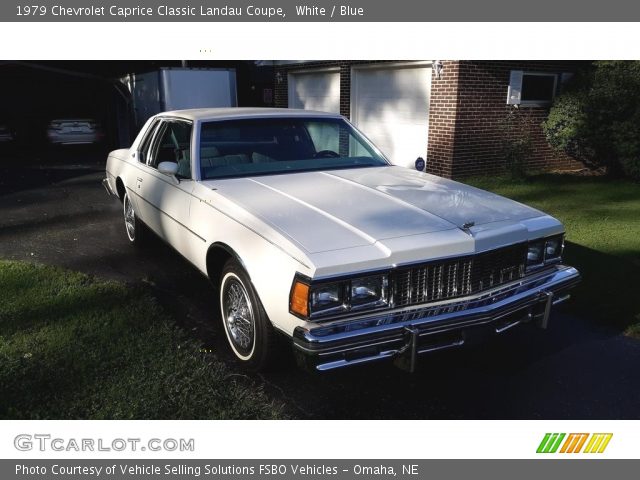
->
158 161 179 176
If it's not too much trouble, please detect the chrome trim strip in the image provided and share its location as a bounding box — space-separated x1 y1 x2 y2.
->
494 317 524 334
552 294 571 306
316 350 396 371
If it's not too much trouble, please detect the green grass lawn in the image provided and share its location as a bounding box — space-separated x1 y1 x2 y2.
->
467 174 640 335
0 261 285 419
1 174 637 419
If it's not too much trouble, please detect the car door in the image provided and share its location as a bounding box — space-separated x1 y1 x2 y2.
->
128 118 162 219
137 118 197 254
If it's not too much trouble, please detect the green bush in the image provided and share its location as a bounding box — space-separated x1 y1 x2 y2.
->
498 108 535 179
542 61 640 180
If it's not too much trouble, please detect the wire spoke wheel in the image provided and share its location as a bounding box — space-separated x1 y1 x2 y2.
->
221 274 255 357
218 258 277 371
123 194 136 241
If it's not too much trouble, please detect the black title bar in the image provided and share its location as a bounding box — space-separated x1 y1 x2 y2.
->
3 0 640 21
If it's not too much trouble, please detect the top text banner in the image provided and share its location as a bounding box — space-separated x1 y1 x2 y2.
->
4 0 640 22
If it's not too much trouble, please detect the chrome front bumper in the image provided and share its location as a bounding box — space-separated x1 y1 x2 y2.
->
292 265 580 371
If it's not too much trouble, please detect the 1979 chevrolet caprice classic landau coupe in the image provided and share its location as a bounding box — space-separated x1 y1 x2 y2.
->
104 108 580 372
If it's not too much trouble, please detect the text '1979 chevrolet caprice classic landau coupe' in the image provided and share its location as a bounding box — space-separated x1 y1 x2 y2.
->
103 108 580 372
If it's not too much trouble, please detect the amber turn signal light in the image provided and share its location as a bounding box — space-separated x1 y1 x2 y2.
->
290 281 310 318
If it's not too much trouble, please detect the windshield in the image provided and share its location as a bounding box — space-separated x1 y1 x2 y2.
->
199 117 388 180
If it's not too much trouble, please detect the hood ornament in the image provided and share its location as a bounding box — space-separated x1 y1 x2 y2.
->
460 221 475 235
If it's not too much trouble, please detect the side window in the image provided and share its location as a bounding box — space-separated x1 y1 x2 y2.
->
137 120 161 163
148 121 193 179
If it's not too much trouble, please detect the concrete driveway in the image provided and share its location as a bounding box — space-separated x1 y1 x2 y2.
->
1 150 639 419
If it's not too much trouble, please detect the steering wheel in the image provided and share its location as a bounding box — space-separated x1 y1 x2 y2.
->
313 150 340 159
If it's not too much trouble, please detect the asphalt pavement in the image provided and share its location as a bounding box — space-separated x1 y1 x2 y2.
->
1 148 639 419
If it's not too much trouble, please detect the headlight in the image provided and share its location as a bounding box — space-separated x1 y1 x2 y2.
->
526 234 564 271
350 275 388 310
310 282 346 315
290 274 389 319
527 240 545 266
545 236 563 260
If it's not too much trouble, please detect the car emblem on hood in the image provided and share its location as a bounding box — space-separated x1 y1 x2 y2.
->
460 221 475 235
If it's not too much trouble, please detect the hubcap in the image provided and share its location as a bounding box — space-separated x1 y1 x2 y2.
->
124 195 135 241
222 277 255 354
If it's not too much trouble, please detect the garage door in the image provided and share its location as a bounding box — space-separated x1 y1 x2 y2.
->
351 64 431 169
288 70 340 114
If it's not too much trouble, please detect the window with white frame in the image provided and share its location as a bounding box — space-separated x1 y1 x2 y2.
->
507 71 558 106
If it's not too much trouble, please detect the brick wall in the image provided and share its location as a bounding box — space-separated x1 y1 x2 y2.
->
274 60 586 178
425 61 459 177
447 61 584 177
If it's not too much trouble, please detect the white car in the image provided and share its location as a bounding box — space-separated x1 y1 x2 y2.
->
103 108 580 372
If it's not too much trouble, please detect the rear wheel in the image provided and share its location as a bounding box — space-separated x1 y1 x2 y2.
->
123 191 145 246
219 258 277 371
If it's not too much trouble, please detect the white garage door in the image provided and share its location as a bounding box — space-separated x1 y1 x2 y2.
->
351 64 431 169
288 70 340 114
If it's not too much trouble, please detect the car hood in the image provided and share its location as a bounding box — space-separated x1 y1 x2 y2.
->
204 166 546 255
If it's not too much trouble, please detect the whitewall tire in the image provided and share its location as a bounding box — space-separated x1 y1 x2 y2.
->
219 258 277 371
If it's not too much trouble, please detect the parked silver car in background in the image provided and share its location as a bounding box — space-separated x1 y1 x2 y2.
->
47 118 104 145
0 124 15 143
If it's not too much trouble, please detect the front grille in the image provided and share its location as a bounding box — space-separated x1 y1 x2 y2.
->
392 243 527 308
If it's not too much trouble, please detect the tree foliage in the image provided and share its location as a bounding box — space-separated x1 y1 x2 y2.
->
543 61 640 179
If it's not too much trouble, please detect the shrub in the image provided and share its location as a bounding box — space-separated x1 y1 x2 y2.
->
498 107 535 178
542 61 640 180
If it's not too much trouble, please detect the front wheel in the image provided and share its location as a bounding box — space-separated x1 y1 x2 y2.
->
219 258 277 371
122 191 145 246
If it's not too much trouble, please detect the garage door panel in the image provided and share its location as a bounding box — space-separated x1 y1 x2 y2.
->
289 71 340 114
358 69 429 93
358 103 430 124
352 65 431 169
363 124 427 163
